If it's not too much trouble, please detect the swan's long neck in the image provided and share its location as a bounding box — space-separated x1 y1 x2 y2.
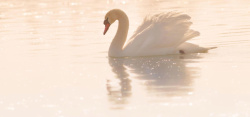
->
109 11 129 57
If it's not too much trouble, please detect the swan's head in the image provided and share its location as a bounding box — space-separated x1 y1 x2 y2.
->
103 9 119 35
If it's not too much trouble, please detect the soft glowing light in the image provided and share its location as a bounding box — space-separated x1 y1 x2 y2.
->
0 0 250 117
122 1 126 4
58 20 63 23
35 15 42 19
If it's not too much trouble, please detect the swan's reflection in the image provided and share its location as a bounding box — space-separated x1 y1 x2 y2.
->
107 54 201 107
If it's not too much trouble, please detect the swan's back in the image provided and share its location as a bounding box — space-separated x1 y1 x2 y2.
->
123 11 208 56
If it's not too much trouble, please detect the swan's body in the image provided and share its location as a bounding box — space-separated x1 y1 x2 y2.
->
103 9 215 57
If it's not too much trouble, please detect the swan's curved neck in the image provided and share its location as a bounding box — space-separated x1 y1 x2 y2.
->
109 11 129 57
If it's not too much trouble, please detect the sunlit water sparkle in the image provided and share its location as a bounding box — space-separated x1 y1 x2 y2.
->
0 0 250 117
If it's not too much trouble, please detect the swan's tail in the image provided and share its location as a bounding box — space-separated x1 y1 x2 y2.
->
206 47 217 50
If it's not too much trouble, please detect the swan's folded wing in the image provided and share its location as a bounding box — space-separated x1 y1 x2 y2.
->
128 11 199 50
152 11 199 47
129 15 154 40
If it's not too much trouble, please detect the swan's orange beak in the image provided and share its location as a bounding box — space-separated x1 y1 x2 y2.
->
103 18 110 35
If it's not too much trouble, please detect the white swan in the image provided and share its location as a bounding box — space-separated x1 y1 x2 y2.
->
103 9 215 57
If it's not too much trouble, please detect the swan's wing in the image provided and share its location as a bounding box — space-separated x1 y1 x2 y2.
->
128 11 200 50
129 15 154 40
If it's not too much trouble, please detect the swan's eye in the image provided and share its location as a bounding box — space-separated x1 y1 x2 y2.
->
104 18 109 25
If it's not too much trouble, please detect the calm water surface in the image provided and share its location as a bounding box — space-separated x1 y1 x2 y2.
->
0 0 250 117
